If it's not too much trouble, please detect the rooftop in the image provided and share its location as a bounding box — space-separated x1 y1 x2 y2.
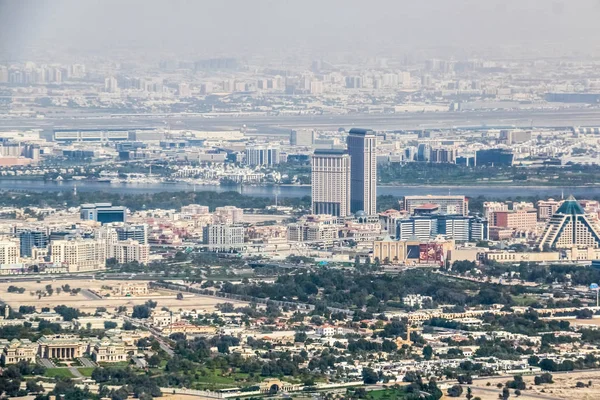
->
555 195 585 215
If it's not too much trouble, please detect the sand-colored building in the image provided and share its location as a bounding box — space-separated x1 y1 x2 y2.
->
0 339 37 364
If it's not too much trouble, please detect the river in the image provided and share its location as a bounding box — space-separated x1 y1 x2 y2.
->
1 179 598 199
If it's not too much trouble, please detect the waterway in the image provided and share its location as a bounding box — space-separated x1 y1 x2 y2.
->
1 179 599 199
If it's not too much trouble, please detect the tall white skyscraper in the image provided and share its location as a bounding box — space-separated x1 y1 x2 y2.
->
311 149 351 217
347 128 377 215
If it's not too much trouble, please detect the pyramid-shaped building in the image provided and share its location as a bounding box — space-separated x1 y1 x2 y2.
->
537 195 600 250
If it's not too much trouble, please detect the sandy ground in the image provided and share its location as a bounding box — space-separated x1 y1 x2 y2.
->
466 371 600 400
0 279 246 313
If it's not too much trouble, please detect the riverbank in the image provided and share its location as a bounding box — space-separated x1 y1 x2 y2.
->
0 179 598 200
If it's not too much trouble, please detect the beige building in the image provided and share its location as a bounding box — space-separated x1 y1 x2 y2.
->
91 337 128 363
373 238 454 264
37 334 86 359
1 339 37 364
115 282 149 296
0 240 19 265
311 149 351 217
111 240 150 264
403 195 468 216
287 215 339 243
537 199 561 221
214 206 244 224
50 239 106 272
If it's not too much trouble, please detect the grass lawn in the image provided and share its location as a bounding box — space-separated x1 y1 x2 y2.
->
193 369 258 389
77 367 95 377
44 368 74 379
99 361 130 368
511 294 538 307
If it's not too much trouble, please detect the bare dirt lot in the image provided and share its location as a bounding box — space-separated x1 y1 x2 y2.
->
0 279 246 313
467 371 600 400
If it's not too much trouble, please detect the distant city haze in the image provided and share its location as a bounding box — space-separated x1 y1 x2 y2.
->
0 0 599 60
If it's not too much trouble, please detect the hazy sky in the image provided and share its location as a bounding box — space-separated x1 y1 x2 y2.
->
1 0 599 61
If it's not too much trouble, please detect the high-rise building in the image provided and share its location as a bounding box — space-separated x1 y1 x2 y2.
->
80 203 127 224
114 224 148 245
19 230 49 258
311 149 351 217
245 146 280 166
537 195 600 250
347 128 377 215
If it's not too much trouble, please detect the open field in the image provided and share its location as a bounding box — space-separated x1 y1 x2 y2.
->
468 370 600 400
0 279 246 313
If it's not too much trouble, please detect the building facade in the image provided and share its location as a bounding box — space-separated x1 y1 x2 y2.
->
537 196 600 250
347 128 377 215
311 149 351 217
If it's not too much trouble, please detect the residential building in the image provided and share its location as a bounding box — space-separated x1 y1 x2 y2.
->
0 240 19 265
202 224 245 250
537 199 561 221
311 149 351 217
50 238 106 272
111 239 150 264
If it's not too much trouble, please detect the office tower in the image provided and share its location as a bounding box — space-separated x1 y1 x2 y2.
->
114 224 148 245
80 203 127 224
311 149 351 217
403 195 469 216
290 129 314 146
245 146 280 166
19 230 49 257
347 128 377 215
475 149 514 166
537 196 600 250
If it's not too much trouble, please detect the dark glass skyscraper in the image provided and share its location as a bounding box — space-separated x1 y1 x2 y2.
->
347 128 377 215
